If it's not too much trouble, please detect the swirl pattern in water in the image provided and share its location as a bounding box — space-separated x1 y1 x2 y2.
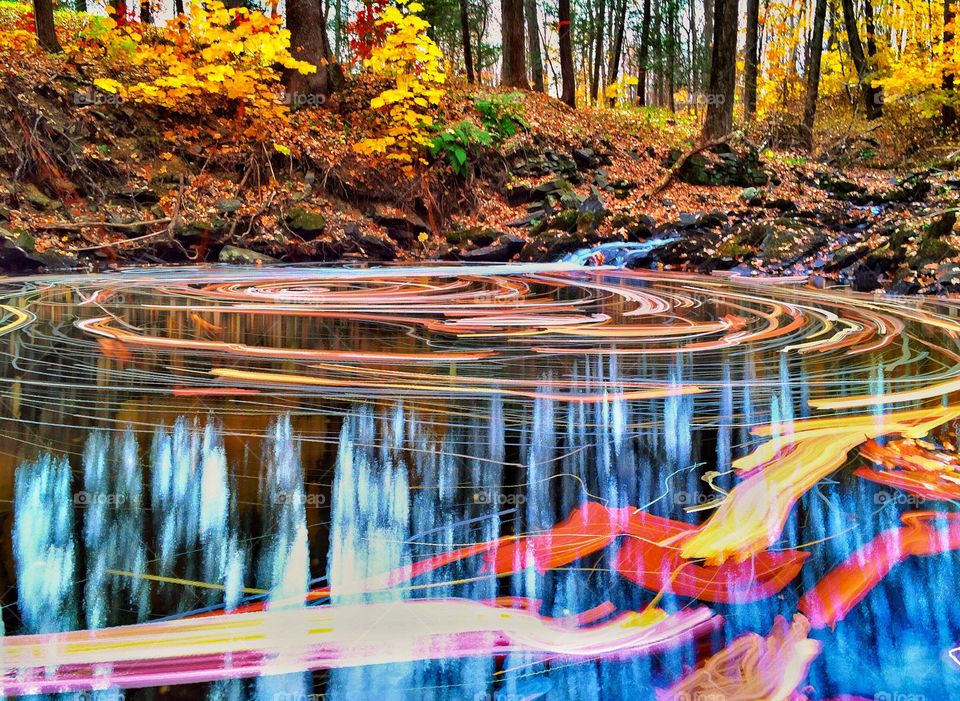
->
0 263 959 700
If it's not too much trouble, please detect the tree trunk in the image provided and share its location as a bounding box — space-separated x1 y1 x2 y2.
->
743 0 760 120
524 0 546 91
945 0 957 129
702 0 714 77
667 0 676 111
559 0 576 106
637 0 650 106
33 0 61 53
840 0 882 118
460 0 475 83
801 0 828 149
863 0 884 110
285 0 344 102
501 0 529 87
174 0 184 14
589 0 605 103
75 0 86 12
702 0 737 140
140 0 152 24
606 0 627 105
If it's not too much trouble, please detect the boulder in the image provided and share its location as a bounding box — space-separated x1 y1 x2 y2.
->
286 206 327 238
457 234 525 262
219 245 278 265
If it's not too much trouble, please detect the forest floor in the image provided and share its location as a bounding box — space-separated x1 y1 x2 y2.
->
3 55 960 293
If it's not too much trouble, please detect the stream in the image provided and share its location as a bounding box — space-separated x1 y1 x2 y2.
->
0 262 958 699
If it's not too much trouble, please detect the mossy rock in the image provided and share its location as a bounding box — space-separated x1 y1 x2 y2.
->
286 206 327 237
530 208 580 236
219 245 279 265
445 226 497 247
913 236 958 265
759 217 825 265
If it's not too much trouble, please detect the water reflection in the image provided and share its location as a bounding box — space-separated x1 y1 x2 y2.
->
0 264 959 699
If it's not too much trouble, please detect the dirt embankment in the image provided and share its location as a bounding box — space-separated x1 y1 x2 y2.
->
1 59 958 293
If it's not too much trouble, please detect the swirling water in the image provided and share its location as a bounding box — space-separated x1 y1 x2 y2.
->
0 263 958 699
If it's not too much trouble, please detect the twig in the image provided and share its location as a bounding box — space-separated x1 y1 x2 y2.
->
66 227 174 252
37 218 172 232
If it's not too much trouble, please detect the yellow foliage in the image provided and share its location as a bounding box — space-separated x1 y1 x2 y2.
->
75 1 315 131
353 0 446 175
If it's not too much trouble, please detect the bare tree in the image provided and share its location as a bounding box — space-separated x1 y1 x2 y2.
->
460 0 476 83
525 0 546 91
637 0 651 106
501 0 530 87
33 0 61 52
559 0 576 105
801 0 828 149
841 0 882 118
590 0 606 103
946 0 957 129
606 0 627 105
743 0 760 120
702 0 737 139
286 0 344 100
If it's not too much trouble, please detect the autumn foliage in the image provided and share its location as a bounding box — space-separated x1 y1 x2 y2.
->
78 1 314 132
353 0 446 173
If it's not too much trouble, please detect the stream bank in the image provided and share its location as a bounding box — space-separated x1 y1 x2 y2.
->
2 65 958 292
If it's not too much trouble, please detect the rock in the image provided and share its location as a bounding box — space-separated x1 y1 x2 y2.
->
759 217 825 265
937 263 960 285
927 210 956 239
343 224 398 261
530 209 579 236
808 274 828 289
874 177 931 204
216 198 244 213
286 206 327 238
764 198 797 212
611 179 637 199
675 146 768 187
578 189 606 214
446 226 497 247
886 280 920 295
678 212 700 228
0 229 74 271
820 175 864 199
457 233 525 262
505 184 537 206
572 147 598 169
22 183 56 210
852 267 882 292
740 187 764 204
522 231 592 262
369 204 430 242
219 245 278 265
